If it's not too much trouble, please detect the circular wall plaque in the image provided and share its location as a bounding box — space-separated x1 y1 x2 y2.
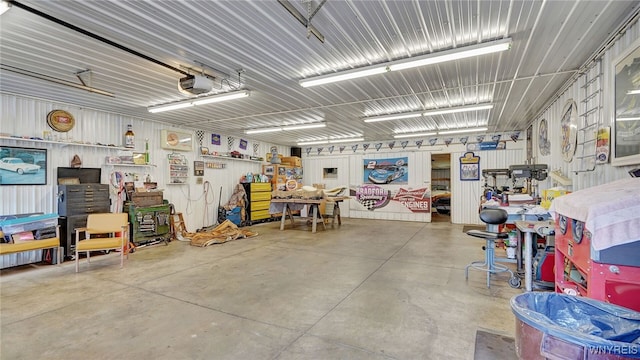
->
47 109 75 132
560 99 578 162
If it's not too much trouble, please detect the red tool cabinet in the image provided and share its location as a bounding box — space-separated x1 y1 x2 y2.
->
551 178 640 312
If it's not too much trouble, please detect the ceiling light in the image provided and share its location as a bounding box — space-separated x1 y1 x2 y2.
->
245 122 326 135
363 103 493 123
245 128 283 134
300 38 511 87
148 90 250 113
283 123 327 131
0 0 11 15
423 104 493 116
364 111 423 123
329 137 364 143
438 127 488 135
298 140 329 145
394 132 437 139
617 116 640 122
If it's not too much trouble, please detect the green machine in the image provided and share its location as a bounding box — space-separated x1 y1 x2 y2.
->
128 203 171 246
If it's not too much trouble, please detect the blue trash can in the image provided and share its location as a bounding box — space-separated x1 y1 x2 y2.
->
511 293 640 359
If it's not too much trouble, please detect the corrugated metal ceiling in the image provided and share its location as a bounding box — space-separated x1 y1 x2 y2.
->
1 0 638 146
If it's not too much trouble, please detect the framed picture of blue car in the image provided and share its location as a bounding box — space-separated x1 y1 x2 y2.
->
0 146 47 185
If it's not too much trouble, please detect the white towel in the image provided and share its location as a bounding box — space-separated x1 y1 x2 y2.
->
549 178 640 250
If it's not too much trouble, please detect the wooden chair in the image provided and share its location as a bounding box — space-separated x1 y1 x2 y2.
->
75 213 130 273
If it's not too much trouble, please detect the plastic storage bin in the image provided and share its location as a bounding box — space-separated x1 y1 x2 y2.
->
511 293 640 359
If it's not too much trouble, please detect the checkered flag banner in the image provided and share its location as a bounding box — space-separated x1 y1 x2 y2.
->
444 138 453 146
375 143 382 151
317 147 323 155
227 136 235 150
459 136 468 145
416 140 424 149
428 138 437 146
328 145 335 154
492 134 502 142
352 144 358 152
388 141 395 149
306 147 312 155
476 135 485 143
362 143 370 151
196 130 205 145
401 141 409 149
253 143 260 156
339 146 346 153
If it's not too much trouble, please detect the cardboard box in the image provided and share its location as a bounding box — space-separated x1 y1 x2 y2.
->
131 192 164 207
281 156 302 167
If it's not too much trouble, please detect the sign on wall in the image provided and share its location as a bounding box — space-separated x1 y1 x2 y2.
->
363 157 408 184
459 151 480 181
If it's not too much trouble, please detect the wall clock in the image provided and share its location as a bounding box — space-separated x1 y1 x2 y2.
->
161 129 193 151
560 99 578 162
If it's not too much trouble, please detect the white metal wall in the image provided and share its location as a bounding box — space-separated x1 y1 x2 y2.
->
532 20 640 191
450 146 525 225
0 94 287 231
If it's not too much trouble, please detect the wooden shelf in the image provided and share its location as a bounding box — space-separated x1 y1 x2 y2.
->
1 136 129 150
103 163 156 168
200 154 263 163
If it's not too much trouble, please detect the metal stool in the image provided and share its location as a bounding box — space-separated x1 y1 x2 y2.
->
465 208 521 288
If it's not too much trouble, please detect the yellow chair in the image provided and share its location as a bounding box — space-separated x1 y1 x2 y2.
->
75 213 130 272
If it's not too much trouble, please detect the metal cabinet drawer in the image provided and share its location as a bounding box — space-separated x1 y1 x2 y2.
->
249 182 272 192
251 192 272 201
251 200 270 211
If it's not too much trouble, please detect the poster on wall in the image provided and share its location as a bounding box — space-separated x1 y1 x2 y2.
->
459 151 480 181
352 185 430 213
392 187 431 213
595 127 611 164
0 146 47 185
363 157 408 184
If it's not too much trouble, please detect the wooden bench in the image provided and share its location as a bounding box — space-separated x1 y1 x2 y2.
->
0 228 62 266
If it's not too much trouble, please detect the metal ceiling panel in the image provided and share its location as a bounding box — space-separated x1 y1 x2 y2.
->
1 0 638 146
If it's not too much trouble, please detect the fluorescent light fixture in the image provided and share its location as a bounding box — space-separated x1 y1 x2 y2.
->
423 104 493 116
245 128 283 134
148 90 250 113
329 137 364 143
283 123 327 131
438 127 488 135
300 38 511 87
627 89 640 95
394 132 437 139
245 122 326 135
617 116 640 122
0 0 11 15
364 111 423 123
300 68 388 88
297 136 363 146
363 104 493 123
298 140 329 145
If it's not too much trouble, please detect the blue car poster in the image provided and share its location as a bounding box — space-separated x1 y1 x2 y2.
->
364 157 408 184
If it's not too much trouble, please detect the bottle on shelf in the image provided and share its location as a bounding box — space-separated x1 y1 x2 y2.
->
124 125 135 149
144 138 150 164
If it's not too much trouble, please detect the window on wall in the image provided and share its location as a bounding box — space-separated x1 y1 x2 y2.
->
323 167 337 179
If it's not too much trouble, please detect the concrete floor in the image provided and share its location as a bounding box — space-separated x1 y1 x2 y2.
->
1 217 521 360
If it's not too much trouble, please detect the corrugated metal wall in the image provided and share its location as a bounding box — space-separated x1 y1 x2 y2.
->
532 20 640 191
0 94 287 232
450 147 525 225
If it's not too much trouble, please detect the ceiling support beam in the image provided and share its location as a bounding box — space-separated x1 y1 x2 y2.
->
278 0 325 43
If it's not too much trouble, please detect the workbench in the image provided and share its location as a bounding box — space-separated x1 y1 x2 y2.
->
270 198 325 233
